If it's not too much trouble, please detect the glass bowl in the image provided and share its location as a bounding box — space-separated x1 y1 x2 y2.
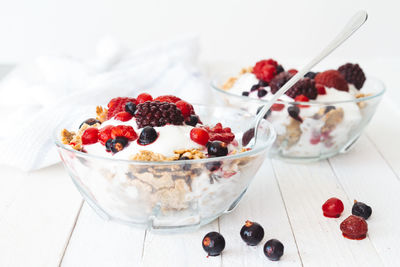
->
55 105 276 232
211 75 385 161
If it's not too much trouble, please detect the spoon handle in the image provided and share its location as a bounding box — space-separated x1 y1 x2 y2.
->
254 10 368 143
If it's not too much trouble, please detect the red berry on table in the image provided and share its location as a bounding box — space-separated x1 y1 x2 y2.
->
190 128 210 146
111 125 138 141
316 84 327 95
107 97 136 119
315 70 349 92
288 69 298 75
136 93 153 104
98 125 114 145
322 197 344 218
81 127 99 145
153 95 181 103
114 111 133 122
175 100 194 118
271 103 285 111
340 215 368 240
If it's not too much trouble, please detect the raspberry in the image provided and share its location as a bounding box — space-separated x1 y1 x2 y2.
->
137 93 153 104
153 95 181 103
134 101 184 128
316 84 326 95
270 72 293 94
107 97 136 119
98 125 114 145
271 103 285 111
204 123 235 144
322 197 344 218
111 125 138 141
114 111 133 122
286 78 318 100
190 128 210 146
253 64 277 82
175 100 194 118
338 63 366 89
315 70 349 92
340 215 368 240
81 127 99 145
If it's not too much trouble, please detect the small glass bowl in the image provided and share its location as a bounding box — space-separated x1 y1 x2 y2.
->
211 75 385 161
55 105 276 232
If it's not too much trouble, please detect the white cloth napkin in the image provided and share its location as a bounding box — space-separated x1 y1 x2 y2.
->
0 36 211 171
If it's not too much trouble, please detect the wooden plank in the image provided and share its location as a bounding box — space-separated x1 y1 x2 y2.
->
61 203 145 267
272 159 383 267
0 164 83 267
219 160 302 266
365 98 400 178
329 136 400 267
141 220 220 267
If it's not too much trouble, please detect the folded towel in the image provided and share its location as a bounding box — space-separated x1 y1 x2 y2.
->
0 35 210 171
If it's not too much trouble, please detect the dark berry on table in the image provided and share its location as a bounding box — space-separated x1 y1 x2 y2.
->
105 138 113 152
352 200 372 220
185 115 199 127
79 118 101 129
257 106 271 119
263 239 284 261
305 71 318 79
134 101 184 128
138 126 158 145
125 102 137 115
207 141 228 157
110 137 129 153
338 63 366 89
202 232 225 256
270 71 293 94
251 84 260 92
276 64 284 74
287 105 302 123
258 80 269 87
287 78 318 100
242 128 255 146
324 105 336 114
240 220 265 246
322 197 344 218
340 215 368 240
242 91 250 96
205 161 222 171
257 89 268 98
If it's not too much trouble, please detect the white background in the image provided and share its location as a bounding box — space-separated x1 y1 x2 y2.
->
0 0 399 100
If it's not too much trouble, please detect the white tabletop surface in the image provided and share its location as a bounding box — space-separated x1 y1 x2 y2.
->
0 66 400 267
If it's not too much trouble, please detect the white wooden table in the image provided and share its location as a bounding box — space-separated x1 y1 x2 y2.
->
1 67 400 267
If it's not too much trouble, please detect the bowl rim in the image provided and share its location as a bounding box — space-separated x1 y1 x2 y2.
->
54 104 277 166
210 75 386 106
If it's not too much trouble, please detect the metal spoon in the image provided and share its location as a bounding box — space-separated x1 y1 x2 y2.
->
253 10 368 145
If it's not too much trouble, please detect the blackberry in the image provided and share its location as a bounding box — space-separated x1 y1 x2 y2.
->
276 65 284 74
134 101 184 128
338 63 366 89
286 78 317 100
305 71 318 79
242 91 249 96
79 118 101 129
185 115 199 126
138 126 158 145
352 200 372 220
270 72 293 94
125 102 137 115
257 89 267 98
207 141 228 157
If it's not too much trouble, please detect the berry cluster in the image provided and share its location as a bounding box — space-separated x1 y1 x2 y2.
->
202 221 284 261
322 197 372 240
134 101 185 128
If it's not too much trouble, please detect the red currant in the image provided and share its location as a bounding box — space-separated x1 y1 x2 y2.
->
190 128 209 146
322 197 344 218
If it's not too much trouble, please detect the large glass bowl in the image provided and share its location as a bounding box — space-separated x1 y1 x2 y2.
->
55 105 276 232
211 75 385 161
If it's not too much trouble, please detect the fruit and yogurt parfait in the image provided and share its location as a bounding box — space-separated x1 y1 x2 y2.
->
217 59 384 160
58 93 273 229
